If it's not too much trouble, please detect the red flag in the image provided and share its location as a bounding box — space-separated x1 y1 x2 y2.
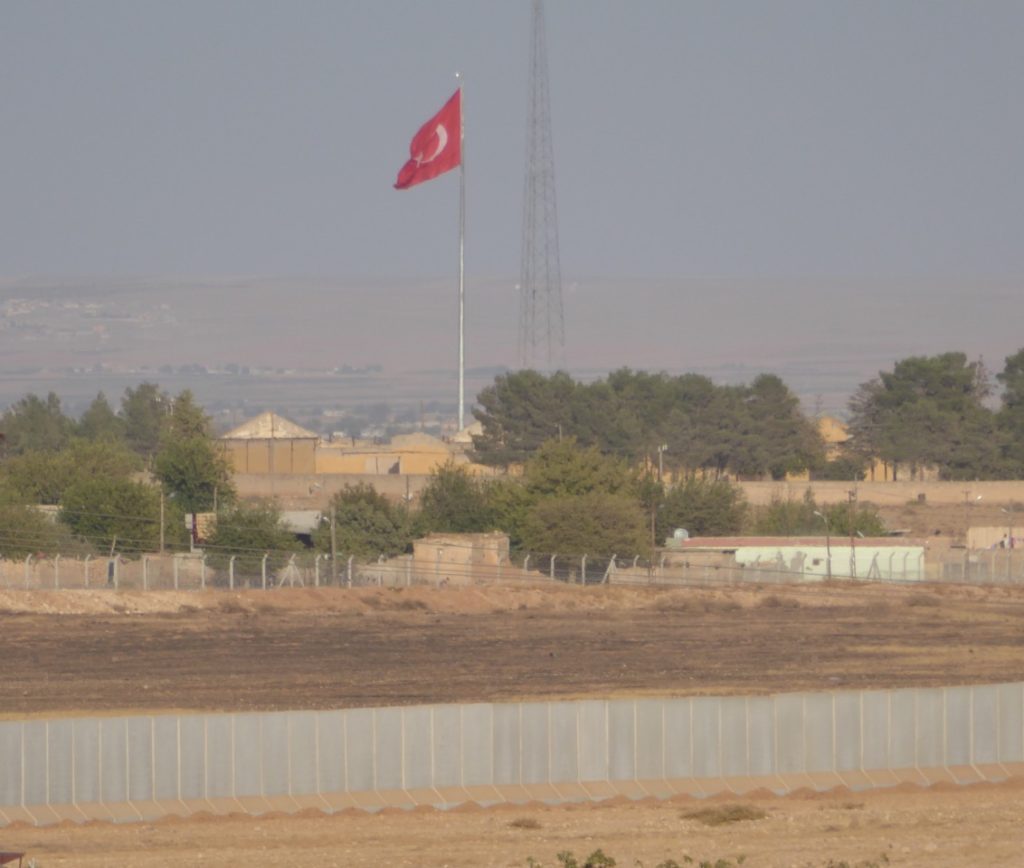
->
394 89 461 190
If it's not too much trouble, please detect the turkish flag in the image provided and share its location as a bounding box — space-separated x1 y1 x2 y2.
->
394 89 462 190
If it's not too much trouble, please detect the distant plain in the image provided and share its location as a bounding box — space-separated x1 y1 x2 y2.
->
0 275 1017 425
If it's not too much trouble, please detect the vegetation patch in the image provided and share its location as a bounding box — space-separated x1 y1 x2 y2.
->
680 804 766 826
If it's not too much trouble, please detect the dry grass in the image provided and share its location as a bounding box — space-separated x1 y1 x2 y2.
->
681 804 767 826
758 594 801 609
508 816 541 830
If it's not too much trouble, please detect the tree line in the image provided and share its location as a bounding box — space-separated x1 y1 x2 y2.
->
0 385 233 558
471 350 1024 481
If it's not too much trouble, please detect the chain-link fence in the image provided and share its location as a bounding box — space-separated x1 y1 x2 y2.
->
1 545 1022 592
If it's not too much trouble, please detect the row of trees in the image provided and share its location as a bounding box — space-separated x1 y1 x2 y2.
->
472 369 824 479
0 384 233 557
472 350 1024 481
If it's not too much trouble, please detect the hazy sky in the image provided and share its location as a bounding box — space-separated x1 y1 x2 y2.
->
3 0 1023 281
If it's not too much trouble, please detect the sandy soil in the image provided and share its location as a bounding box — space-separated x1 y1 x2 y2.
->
1 780 1022 867
2 581 1022 866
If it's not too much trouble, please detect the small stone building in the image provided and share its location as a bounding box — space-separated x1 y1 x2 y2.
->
412 532 510 585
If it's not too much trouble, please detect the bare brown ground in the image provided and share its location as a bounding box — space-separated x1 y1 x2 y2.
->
1 780 1022 867
0 581 1022 717
1 580 1023 865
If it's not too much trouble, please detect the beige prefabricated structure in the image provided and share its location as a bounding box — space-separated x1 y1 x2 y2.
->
412 532 510 585
220 412 319 475
221 413 495 481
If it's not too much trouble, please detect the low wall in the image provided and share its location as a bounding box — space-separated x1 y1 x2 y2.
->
740 480 1024 507
2 683 1021 826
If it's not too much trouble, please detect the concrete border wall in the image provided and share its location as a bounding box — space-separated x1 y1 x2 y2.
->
1 683 1021 826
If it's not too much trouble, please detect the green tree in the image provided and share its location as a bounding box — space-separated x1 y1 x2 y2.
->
750 491 822 536
732 374 824 479
520 491 648 558
1 438 142 505
847 353 1005 479
0 392 74 454
314 483 413 558
472 370 578 466
750 490 885 537
522 438 634 498
997 348 1024 474
121 382 170 459
482 476 534 550
153 392 233 515
204 500 301 573
418 462 494 533
0 499 85 559
78 392 125 442
658 478 747 539
165 390 211 439
60 477 168 553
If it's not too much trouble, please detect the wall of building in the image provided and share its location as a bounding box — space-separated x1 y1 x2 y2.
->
739 480 1024 507
222 439 317 475
2 683 1021 826
412 533 510 585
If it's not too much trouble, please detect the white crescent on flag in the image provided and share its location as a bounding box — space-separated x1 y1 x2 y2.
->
419 124 449 165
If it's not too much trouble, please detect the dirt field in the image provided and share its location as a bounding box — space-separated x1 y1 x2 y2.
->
1 580 1023 866
1 581 1022 716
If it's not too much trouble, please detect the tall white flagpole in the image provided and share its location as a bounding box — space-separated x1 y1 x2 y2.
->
457 73 466 432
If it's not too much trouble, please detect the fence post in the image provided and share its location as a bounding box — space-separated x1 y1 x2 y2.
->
173 555 180 590
496 554 502 583
114 556 119 590
229 555 237 590
24 553 32 589
659 554 667 578
54 554 61 589
377 554 385 587
632 554 640 569
347 555 354 588
261 554 268 590
523 553 530 576
405 557 411 587
84 553 91 589
142 555 149 591
603 555 616 584
580 555 587 585
314 554 321 587
201 555 207 590
550 554 557 581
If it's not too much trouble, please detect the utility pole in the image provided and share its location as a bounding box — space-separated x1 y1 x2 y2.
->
848 488 857 578
814 510 832 581
330 506 338 586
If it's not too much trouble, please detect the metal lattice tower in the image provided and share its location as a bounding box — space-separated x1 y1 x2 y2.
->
518 0 565 371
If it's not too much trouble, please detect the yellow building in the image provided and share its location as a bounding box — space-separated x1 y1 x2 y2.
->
220 412 319 475
221 413 496 479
